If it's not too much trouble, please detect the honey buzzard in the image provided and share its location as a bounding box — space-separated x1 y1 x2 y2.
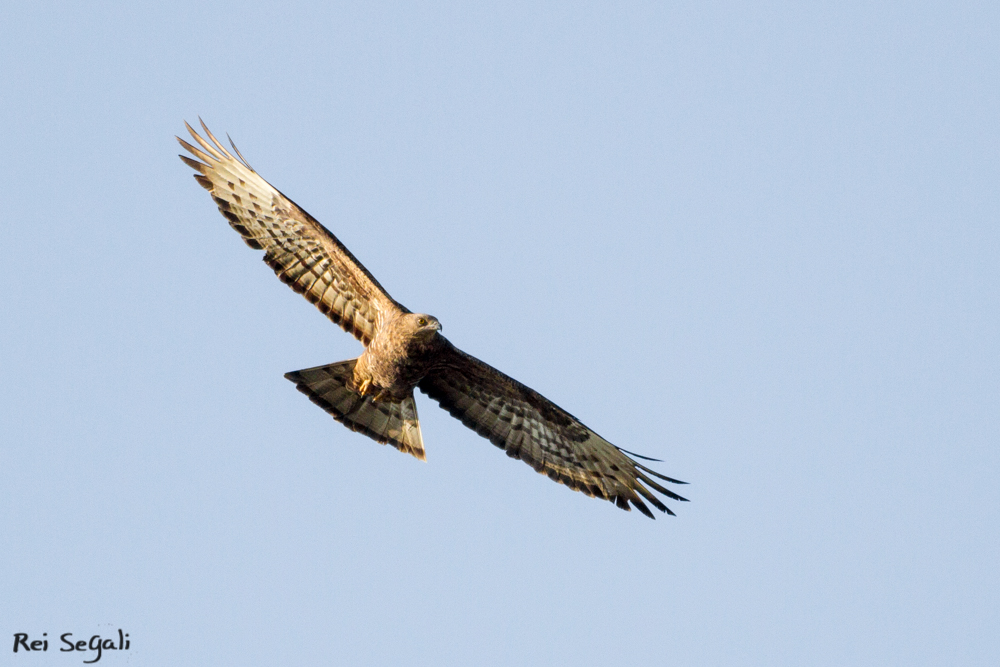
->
178 120 688 518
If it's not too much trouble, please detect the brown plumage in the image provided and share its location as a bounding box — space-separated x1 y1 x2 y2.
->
178 120 689 518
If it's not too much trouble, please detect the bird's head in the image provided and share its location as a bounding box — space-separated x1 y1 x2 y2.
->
407 313 442 340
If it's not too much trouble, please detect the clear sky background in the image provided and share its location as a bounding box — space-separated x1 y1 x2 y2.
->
2 1 997 665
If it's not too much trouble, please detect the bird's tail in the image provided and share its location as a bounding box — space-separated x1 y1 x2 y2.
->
284 360 426 460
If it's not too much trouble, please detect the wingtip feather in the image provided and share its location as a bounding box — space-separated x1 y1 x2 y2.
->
186 119 225 160
199 117 235 160
179 154 206 171
631 496 656 519
617 446 663 462
227 133 254 170
635 462 688 485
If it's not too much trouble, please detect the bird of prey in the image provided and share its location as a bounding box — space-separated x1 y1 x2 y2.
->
178 120 688 518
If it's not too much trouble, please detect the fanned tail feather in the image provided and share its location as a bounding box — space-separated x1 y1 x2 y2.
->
285 360 426 460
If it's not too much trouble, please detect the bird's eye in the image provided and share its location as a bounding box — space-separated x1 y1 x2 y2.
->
418 317 427 326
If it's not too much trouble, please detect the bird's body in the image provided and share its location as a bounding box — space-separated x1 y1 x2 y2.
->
178 120 688 517
353 312 444 402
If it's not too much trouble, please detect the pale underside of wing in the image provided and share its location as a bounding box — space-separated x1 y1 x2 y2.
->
419 345 689 518
177 120 405 345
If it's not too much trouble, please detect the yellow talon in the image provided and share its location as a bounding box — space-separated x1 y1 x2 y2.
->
358 378 371 395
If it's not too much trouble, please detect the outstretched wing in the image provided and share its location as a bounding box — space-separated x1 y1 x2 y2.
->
419 345 688 518
178 120 405 345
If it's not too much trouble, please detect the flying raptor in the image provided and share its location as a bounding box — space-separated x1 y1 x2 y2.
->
178 120 688 518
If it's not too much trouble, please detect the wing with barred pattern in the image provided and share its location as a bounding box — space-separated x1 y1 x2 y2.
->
177 120 405 345
419 344 688 518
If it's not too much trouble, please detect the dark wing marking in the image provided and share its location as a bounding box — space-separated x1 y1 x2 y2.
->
178 120 405 344
419 344 688 518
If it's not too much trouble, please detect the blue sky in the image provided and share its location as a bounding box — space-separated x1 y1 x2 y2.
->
2 1 997 665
